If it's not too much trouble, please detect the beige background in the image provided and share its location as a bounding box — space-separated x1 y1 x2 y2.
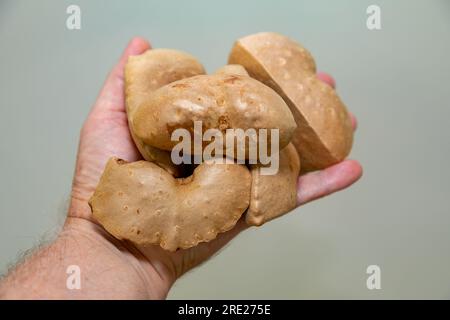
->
1 0 449 299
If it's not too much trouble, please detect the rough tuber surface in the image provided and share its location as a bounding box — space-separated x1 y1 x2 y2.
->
90 158 251 251
229 32 354 171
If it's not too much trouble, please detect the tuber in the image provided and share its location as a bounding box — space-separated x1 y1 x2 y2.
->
229 32 353 171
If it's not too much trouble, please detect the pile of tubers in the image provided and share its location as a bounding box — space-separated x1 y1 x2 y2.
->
89 32 353 251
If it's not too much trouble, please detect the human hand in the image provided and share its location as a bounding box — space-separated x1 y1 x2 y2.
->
68 37 362 296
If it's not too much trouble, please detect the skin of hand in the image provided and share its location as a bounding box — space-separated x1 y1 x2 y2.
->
0 37 362 299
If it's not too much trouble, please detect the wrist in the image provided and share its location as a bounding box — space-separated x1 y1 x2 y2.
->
63 217 175 299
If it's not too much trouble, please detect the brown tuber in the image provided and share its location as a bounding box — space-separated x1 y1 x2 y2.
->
229 32 353 171
90 158 251 251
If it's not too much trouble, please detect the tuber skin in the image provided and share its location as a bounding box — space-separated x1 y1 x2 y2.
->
125 49 206 176
215 64 249 76
229 32 354 172
213 65 301 226
130 73 297 159
246 143 300 226
89 158 251 251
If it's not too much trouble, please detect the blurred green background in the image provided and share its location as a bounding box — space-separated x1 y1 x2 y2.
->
1 0 450 299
